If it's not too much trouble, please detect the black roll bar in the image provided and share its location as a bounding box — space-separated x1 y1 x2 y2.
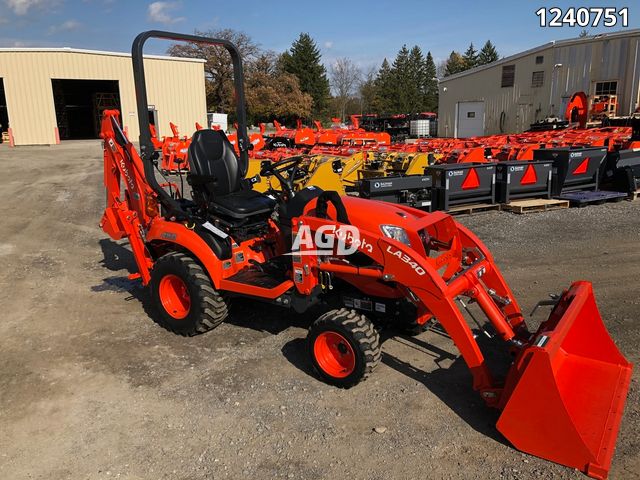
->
131 30 250 217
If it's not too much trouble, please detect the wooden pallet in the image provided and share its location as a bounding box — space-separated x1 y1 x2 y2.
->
502 198 569 214
630 190 640 201
447 203 501 215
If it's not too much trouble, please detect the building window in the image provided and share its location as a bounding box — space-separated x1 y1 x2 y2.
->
501 65 515 87
531 71 544 87
535 55 544 64
595 81 618 95
467 112 475 118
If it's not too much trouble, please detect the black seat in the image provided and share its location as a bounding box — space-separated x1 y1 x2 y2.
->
187 129 275 219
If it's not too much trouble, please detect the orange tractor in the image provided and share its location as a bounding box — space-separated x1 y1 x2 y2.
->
100 31 631 479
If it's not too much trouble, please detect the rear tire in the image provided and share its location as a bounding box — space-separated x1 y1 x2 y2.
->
307 309 381 388
149 252 228 336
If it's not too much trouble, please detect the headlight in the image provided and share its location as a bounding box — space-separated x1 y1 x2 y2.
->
380 225 411 246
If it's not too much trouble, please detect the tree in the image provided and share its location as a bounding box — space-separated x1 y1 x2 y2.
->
477 40 499 65
404 45 426 113
358 66 377 114
245 51 312 123
372 58 394 114
330 57 361 121
436 59 448 79
444 51 466 76
281 33 331 117
462 42 478 69
251 51 279 75
369 45 437 114
245 71 312 123
391 45 411 112
167 28 259 114
423 51 438 112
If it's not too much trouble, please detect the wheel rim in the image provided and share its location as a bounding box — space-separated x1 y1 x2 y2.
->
159 274 191 319
313 331 356 378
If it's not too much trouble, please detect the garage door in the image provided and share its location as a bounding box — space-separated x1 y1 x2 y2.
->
457 101 484 138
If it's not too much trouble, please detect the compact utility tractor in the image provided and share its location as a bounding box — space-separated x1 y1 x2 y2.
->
100 31 632 479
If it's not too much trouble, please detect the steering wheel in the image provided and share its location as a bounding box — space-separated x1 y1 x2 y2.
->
260 156 305 198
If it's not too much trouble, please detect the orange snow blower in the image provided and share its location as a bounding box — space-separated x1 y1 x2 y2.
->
99 31 632 480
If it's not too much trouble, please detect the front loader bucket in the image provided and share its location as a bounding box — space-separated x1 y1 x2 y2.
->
497 281 632 479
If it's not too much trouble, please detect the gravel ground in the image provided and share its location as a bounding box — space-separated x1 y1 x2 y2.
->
0 141 638 480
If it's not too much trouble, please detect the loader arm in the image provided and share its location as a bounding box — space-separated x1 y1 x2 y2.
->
296 198 631 478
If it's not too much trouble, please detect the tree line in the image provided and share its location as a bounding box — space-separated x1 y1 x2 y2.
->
441 40 499 77
168 30 499 125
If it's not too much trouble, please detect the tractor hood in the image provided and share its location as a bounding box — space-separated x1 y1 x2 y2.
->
340 196 423 236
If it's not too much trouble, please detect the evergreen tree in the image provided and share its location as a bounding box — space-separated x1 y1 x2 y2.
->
391 44 411 112
281 33 331 117
444 51 466 76
406 45 427 112
372 58 394 114
391 45 421 113
359 67 377 114
477 40 499 65
462 42 478 70
423 51 438 112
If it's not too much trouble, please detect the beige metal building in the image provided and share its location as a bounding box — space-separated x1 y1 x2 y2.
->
0 48 206 146
438 29 640 138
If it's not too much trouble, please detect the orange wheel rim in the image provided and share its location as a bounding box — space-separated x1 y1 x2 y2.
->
313 331 356 378
159 274 191 319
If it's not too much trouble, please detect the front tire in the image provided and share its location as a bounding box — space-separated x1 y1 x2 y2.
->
149 252 228 336
307 309 381 388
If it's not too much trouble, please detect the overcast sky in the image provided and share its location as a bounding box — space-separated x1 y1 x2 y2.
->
0 0 637 69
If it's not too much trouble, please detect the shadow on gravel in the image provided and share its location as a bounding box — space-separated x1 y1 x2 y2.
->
98 238 137 273
92 239 145 301
281 337 318 379
224 301 312 335
381 352 506 445
381 328 511 446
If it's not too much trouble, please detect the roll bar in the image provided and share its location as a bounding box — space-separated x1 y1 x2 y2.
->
131 30 250 217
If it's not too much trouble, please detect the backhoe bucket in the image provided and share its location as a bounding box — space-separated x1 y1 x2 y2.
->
497 281 632 479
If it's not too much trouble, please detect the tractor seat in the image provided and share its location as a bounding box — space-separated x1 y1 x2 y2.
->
207 189 275 219
187 129 275 219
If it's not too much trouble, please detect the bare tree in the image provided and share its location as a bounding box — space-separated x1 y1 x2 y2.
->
436 59 448 79
167 29 260 113
330 57 361 121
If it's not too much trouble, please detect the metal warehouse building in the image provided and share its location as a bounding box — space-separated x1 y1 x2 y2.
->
0 48 206 146
438 29 640 138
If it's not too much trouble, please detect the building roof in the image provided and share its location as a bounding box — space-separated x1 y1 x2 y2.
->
440 28 640 83
0 47 205 63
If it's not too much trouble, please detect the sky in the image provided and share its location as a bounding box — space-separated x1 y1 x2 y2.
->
0 0 637 69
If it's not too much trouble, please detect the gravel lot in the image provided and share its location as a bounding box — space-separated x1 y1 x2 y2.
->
0 140 638 480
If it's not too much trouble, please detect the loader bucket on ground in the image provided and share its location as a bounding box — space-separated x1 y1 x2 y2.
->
497 281 632 479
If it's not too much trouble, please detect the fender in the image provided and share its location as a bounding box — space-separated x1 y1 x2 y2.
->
146 219 225 288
